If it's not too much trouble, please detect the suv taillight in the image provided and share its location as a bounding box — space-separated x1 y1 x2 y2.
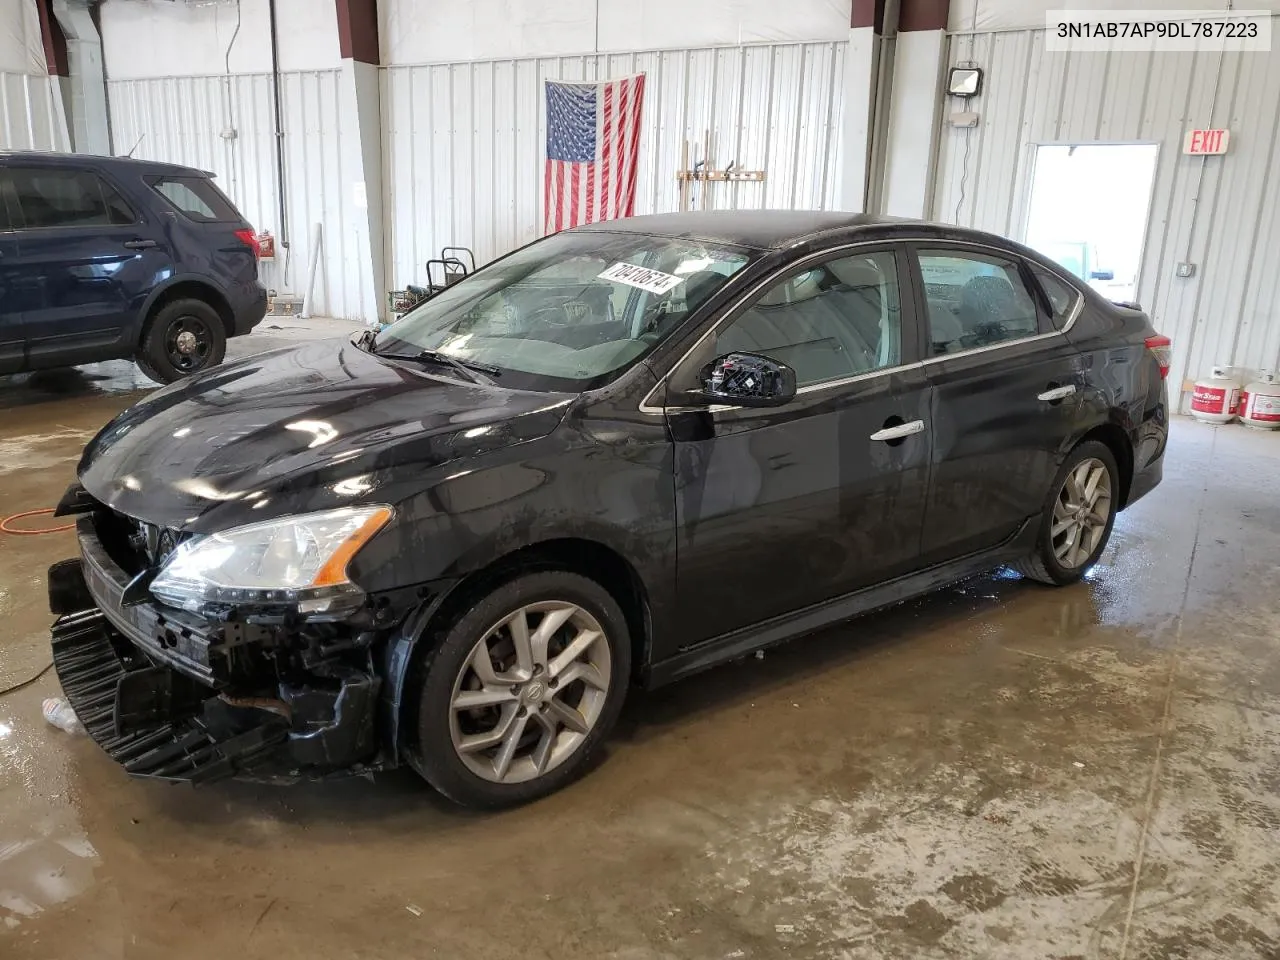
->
1145 334 1172 379
235 228 259 258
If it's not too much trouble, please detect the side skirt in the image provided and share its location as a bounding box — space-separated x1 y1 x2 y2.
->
645 518 1038 688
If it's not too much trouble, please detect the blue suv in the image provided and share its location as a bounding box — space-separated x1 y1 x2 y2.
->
0 152 267 383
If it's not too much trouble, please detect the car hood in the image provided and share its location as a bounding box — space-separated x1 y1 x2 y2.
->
78 340 573 532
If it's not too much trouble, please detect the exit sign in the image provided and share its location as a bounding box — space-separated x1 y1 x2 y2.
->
1183 128 1230 155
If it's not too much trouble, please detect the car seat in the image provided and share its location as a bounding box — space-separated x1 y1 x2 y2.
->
824 260 895 367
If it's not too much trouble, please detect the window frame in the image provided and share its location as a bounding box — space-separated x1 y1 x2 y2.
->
0 174 17 232
4 165 138 231
658 241 921 406
1026 260 1085 331
904 240 1067 362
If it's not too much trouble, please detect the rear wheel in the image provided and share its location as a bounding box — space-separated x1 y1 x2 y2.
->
407 571 631 809
136 298 226 383
1016 440 1120 586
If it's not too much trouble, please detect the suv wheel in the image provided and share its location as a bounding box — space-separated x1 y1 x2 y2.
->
407 571 631 809
137 299 227 383
1016 440 1120 586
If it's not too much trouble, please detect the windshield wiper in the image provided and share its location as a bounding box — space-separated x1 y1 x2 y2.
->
376 347 501 385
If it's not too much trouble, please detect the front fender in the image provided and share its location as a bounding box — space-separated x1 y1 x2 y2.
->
362 428 676 762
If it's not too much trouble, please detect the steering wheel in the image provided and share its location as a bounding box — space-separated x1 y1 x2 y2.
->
526 302 576 327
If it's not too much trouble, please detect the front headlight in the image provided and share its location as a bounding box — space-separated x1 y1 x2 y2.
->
150 505 393 617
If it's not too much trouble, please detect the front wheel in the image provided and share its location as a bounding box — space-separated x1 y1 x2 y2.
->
407 571 631 809
1016 440 1120 586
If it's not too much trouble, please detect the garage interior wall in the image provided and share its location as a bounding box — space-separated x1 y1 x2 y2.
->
382 41 847 287
97 0 850 321
0 0 70 151
107 69 371 321
934 2 1280 407
100 0 365 319
380 0 851 293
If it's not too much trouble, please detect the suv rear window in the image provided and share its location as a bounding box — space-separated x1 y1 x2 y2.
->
7 169 135 228
148 176 238 222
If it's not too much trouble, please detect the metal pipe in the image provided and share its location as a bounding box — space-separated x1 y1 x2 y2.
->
268 0 289 250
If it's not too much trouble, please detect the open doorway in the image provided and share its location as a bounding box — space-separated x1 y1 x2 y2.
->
1023 144 1159 304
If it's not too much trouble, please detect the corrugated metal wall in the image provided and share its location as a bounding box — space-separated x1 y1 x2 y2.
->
933 26 1280 405
0 71 69 151
108 71 369 321
382 41 847 289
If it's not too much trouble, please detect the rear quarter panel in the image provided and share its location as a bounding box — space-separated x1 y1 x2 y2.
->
112 169 260 340
1064 296 1169 489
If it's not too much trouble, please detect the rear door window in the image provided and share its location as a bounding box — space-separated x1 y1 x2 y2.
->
915 249 1043 354
8 168 136 228
148 176 238 222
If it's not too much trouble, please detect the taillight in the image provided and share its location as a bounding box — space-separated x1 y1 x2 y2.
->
1145 334 1172 379
234 227 259 258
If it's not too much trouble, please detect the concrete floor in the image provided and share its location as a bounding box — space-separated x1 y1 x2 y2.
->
1 340 1278 959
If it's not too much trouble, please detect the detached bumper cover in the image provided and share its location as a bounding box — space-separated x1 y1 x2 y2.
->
51 607 288 782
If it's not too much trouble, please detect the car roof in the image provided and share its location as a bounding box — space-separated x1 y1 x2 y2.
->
0 150 210 179
571 210 933 250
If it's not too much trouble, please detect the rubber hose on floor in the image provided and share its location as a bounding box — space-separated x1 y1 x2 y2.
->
0 508 75 535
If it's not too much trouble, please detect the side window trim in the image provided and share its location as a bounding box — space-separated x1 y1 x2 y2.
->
0 173 16 233
905 240 1064 363
96 171 139 226
663 241 919 395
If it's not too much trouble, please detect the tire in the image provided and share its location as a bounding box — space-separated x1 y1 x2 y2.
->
136 298 227 384
1015 440 1120 586
406 571 631 809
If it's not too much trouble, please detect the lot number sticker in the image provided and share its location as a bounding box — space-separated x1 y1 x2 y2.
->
598 262 685 295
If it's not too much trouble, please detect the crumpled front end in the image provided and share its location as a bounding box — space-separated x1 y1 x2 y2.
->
48 493 394 784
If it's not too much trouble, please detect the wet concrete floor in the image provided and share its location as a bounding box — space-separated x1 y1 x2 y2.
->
1 348 1277 958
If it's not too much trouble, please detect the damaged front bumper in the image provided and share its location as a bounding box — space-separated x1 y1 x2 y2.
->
48 516 385 784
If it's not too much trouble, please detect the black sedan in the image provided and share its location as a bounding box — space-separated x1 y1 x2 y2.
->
47 212 1169 808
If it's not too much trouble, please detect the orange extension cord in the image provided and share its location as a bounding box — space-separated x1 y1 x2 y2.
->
0 508 75 536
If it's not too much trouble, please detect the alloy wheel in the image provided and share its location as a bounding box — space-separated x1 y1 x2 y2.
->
1051 457 1113 569
448 601 612 784
165 315 214 372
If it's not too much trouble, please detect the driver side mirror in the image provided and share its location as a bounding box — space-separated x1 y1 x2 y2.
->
698 352 797 407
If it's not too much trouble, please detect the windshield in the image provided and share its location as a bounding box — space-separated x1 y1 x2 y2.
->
374 231 756 390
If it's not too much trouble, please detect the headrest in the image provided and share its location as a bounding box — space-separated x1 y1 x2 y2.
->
756 267 830 307
678 270 726 306
826 260 886 293
962 275 1017 302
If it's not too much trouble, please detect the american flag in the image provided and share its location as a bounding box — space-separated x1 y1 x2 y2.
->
544 74 646 233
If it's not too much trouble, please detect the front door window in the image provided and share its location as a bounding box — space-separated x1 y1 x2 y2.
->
712 250 904 387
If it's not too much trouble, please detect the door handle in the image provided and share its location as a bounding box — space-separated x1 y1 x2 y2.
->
870 419 925 442
123 239 157 250
1037 384 1077 402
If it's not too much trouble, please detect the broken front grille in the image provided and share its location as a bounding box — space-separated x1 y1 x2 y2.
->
88 504 189 576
